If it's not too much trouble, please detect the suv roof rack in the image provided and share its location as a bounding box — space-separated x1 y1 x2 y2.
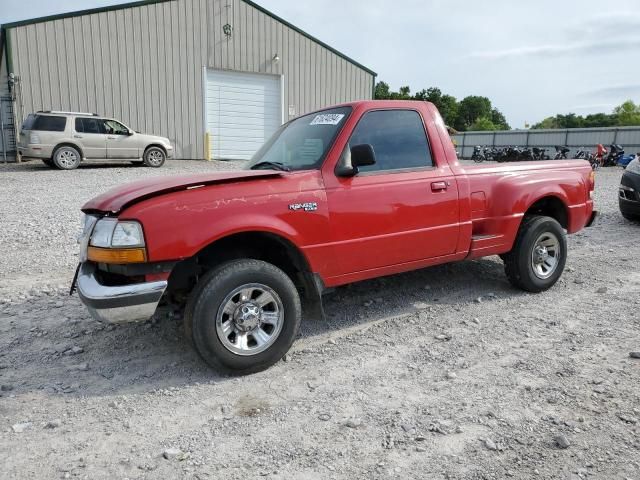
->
37 110 99 116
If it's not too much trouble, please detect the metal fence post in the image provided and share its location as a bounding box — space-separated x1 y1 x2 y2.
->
0 99 6 163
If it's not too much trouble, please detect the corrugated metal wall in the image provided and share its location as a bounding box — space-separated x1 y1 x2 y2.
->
453 127 640 159
0 56 14 159
6 0 374 159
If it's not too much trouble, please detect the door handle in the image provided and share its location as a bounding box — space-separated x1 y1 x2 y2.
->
73 135 83 139
431 181 448 192
107 136 116 140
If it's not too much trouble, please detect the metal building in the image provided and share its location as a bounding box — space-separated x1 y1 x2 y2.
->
0 0 376 160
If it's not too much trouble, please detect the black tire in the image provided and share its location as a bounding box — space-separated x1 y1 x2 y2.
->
503 215 567 293
52 145 81 170
143 146 166 168
188 259 301 374
41 158 54 167
621 210 640 222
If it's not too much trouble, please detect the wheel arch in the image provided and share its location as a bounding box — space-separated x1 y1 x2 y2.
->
167 230 321 305
524 195 569 230
145 143 167 155
52 142 84 160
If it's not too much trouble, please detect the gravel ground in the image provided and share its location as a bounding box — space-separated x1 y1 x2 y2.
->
1 160 639 480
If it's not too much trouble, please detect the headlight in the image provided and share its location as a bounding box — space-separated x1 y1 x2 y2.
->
112 222 145 247
89 219 145 248
626 159 640 175
90 218 117 247
87 219 147 264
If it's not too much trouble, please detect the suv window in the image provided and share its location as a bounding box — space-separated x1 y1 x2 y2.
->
348 110 433 173
104 120 130 135
21 114 37 130
75 117 106 134
26 115 67 132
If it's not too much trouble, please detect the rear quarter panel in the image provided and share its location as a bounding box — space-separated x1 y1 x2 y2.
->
455 160 593 258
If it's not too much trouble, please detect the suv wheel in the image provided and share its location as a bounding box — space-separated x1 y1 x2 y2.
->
53 146 81 170
187 259 301 374
143 146 166 168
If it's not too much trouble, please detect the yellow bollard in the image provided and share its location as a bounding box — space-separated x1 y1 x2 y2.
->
204 132 211 161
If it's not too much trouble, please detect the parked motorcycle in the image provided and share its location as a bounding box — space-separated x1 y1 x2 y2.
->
619 153 637 168
554 146 571 160
575 147 589 160
520 147 534 161
532 147 549 160
471 146 486 163
585 152 600 171
604 144 624 167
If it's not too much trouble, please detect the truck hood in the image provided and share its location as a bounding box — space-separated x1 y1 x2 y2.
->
82 170 282 214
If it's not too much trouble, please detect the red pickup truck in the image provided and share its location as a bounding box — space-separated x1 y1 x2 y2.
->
75 100 596 374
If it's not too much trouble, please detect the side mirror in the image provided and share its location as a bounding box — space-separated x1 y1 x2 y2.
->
128 130 134 136
335 143 376 177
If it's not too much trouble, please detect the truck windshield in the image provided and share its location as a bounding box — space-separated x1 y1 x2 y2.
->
247 106 352 172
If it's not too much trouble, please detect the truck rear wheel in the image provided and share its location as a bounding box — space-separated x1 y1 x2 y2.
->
503 215 566 293
188 259 301 374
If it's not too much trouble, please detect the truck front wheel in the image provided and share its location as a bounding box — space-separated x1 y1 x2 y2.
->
187 259 301 374
503 215 567 293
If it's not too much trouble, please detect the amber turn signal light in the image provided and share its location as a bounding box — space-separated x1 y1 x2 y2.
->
87 246 147 264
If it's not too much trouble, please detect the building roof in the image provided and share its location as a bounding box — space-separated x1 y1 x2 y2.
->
0 0 376 76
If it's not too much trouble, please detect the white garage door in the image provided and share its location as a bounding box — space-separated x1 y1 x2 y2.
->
205 69 282 161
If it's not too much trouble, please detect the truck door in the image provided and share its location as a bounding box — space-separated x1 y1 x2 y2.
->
324 109 460 276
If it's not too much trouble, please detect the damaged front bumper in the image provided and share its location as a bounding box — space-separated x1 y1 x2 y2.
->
75 262 167 324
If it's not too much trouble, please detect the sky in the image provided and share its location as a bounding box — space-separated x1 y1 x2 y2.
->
2 0 639 128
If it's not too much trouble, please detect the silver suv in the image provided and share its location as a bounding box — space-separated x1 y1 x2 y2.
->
18 111 173 169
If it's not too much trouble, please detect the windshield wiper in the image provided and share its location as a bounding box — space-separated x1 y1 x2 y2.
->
250 161 291 172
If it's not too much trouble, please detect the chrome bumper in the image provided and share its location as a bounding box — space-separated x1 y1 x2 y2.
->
76 263 167 324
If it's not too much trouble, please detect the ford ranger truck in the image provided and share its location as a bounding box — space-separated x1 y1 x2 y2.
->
74 101 597 374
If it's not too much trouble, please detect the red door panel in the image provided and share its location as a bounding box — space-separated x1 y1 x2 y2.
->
325 168 459 277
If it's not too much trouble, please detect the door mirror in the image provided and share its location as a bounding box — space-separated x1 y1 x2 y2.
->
335 143 376 177
128 129 134 136
351 144 376 168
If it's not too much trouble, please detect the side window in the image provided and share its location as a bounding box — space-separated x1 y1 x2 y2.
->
31 115 67 132
75 118 106 134
348 110 433 173
104 120 129 135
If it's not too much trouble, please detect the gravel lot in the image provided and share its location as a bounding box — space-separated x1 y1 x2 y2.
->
1 159 639 479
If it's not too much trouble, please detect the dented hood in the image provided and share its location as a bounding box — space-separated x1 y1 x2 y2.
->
82 170 282 214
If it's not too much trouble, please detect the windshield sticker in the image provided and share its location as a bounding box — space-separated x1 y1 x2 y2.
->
310 114 345 126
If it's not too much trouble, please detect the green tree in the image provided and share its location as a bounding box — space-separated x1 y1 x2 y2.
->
614 100 640 126
532 117 560 129
374 81 392 100
490 108 510 130
421 88 459 126
583 113 616 128
469 116 497 131
532 99 640 129
372 81 510 131
391 86 411 100
455 96 492 131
